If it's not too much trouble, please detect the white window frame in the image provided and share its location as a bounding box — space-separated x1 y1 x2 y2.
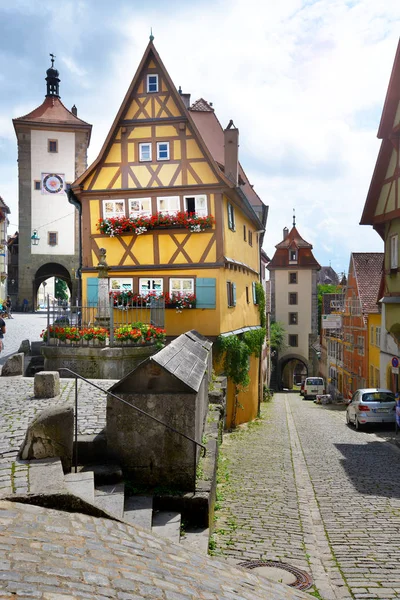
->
184 195 208 217
391 234 398 269
128 198 152 218
370 325 374 345
109 278 133 292
157 196 180 216
376 326 381 348
103 199 125 219
139 278 163 296
289 248 298 263
227 203 235 231
147 74 159 93
357 335 365 356
157 142 170 161
48 231 58 246
139 143 152 162
169 278 194 295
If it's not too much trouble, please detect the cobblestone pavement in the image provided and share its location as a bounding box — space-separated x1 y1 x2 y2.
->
0 500 311 600
0 376 116 497
0 311 47 365
213 393 400 600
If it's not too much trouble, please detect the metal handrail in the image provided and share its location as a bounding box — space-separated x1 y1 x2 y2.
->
58 368 206 483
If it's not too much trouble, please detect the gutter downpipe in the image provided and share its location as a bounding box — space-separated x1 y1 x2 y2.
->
66 186 82 306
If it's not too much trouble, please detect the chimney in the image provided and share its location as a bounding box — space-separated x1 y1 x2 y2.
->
71 105 77 116
283 227 289 240
224 120 239 185
178 86 191 109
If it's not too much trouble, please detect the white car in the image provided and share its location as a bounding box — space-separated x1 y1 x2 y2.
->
346 388 395 430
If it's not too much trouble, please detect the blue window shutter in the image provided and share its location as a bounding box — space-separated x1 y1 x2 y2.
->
232 283 237 306
252 281 257 304
196 278 216 309
87 278 99 307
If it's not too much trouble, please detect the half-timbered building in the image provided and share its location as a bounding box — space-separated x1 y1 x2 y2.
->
70 39 268 427
361 40 400 387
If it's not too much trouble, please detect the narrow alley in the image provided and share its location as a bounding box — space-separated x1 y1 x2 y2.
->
213 393 400 600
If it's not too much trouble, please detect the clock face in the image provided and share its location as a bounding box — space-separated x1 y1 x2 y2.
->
42 173 64 194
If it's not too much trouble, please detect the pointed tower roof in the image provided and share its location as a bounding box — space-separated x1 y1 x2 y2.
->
13 57 91 139
268 225 320 269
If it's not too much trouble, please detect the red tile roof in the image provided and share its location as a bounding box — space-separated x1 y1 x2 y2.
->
268 226 320 269
13 96 91 128
352 252 383 314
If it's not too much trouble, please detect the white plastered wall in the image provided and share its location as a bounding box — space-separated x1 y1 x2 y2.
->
31 129 75 256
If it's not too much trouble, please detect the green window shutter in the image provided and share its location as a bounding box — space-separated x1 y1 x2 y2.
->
232 283 237 306
196 278 216 309
87 278 99 307
252 281 257 304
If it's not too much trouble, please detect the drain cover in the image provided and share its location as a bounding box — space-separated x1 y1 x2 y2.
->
238 560 313 591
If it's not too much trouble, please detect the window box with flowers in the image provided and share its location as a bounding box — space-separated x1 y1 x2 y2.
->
110 290 196 312
114 324 166 349
97 212 215 236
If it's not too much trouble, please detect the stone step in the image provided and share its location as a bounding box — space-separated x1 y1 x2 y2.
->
94 483 125 519
64 471 95 504
29 458 65 494
75 433 108 463
80 462 123 485
180 526 210 555
152 510 181 544
123 496 153 530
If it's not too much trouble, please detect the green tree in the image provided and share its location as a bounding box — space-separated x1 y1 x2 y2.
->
55 278 68 301
270 321 286 352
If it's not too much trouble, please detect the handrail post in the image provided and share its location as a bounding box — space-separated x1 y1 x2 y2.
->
109 294 114 347
74 376 78 473
193 442 197 494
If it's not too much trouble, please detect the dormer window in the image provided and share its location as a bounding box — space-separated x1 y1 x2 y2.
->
289 249 298 263
147 74 158 93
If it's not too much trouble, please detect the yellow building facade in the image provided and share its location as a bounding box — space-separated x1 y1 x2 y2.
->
71 40 267 428
368 313 381 388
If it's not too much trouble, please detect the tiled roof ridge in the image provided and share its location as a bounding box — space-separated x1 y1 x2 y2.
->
352 252 383 314
14 96 90 126
190 98 214 112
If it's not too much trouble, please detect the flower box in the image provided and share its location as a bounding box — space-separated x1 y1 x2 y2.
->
97 211 215 237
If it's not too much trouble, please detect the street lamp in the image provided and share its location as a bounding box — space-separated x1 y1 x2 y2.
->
31 230 40 246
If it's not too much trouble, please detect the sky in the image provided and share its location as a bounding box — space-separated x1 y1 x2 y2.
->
1 0 399 278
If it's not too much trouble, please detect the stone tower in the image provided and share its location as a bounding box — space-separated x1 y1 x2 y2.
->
268 222 320 389
12 57 92 309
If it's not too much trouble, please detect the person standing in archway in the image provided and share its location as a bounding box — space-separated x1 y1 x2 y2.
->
5 296 12 319
0 314 6 352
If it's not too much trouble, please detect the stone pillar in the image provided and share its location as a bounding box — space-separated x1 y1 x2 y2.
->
96 248 110 327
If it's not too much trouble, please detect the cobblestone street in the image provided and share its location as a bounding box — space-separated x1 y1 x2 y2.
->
0 311 47 365
213 393 400 600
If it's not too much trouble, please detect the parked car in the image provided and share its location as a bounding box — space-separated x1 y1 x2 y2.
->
303 377 325 400
346 388 395 430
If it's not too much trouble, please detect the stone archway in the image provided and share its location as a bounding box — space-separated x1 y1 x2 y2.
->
33 263 75 309
278 353 309 391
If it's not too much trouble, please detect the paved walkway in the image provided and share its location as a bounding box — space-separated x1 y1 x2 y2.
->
213 393 400 600
0 376 115 496
0 312 46 366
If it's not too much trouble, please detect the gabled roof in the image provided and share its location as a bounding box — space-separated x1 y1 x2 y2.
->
13 96 91 132
317 266 340 286
377 39 400 139
351 252 383 314
73 41 231 192
189 101 264 209
360 40 400 230
268 226 320 269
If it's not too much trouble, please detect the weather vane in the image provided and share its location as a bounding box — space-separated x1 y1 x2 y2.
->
149 28 154 42
293 208 296 228
50 53 56 67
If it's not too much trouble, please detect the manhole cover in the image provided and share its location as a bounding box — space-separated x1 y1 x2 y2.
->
238 560 313 591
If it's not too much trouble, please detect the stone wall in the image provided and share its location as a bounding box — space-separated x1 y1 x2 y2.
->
42 345 158 380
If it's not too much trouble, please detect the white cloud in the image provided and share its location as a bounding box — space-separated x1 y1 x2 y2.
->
0 0 399 273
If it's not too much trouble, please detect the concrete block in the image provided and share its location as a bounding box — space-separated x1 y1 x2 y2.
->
18 339 31 355
34 371 60 398
19 404 74 472
1 353 24 376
